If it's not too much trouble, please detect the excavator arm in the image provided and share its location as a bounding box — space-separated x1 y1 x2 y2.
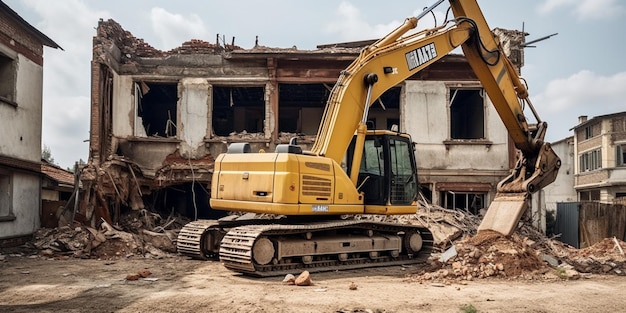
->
309 0 561 235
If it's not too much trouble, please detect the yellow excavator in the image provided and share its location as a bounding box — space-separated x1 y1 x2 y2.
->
177 0 561 276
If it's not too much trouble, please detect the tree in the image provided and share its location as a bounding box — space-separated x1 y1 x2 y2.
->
42 144 56 164
66 158 86 173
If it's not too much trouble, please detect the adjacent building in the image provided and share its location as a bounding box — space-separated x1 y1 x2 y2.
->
0 1 61 244
572 112 626 202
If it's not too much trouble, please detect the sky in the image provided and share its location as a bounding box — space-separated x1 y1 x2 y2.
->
4 0 626 169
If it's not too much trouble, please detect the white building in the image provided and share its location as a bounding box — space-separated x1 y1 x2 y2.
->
0 1 61 245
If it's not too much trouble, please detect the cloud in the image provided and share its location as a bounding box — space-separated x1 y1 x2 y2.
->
149 8 210 50
573 0 625 21
324 1 450 43
325 2 402 41
538 0 624 20
537 0 576 14
534 70 626 140
21 0 110 168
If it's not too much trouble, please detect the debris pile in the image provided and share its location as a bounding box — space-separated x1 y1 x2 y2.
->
31 209 186 260
409 230 546 283
359 200 626 280
355 200 482 247
561 237 626 275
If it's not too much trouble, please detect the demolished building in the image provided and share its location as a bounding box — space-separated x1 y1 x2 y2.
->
81 19 527 226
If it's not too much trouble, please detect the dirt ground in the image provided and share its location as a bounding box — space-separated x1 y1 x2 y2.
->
1 251 626 313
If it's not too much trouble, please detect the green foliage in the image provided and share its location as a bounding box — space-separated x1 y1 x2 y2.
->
460 303 477 313
42 144 55 164
65 159 86 173
556 267 568 279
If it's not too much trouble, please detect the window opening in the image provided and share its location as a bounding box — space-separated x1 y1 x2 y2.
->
0 171 12 218
0 53 17 106
278 84 330 135
579 190 600 201
450 88 484 139
213 86 264 136
440 191 485 215
617 144 626 167
579 149 602 172
369 87 401 131
135 82 178 137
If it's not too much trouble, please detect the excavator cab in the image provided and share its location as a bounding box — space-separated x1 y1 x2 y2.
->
346 131 418 206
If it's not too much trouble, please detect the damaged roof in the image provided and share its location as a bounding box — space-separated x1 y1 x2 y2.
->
0 0 62 50
41 160 75 187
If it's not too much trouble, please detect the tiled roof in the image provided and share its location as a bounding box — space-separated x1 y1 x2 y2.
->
41 160 75 186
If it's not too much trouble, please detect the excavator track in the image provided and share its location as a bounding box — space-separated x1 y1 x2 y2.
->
176 220 221 260
176 217 280 260
219 220 434 277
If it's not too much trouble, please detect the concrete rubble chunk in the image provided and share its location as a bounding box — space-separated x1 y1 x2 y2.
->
282 274 296 285
439 245 457 263
295 270 312 286
540 253 559 267
137 269 152 278
349 282 358 290
126 273 140 281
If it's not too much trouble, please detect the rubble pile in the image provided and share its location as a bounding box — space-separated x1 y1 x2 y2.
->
409 230 546 283
22 195 626 281
356 199 626 280
561 237 626 275
31 210 187 260
355 200 482 247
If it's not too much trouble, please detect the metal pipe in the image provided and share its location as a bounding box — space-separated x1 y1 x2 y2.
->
416 0 446 20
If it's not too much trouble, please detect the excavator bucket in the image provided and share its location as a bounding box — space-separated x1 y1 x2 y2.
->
477 192 528 236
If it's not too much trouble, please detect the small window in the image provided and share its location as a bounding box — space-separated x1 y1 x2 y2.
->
0 171 13 219
579 190 600 201
449 88 484 139
617 144 626 167
440 191 485 215
579 149 602 172
0 53 17 106
580 123 601 140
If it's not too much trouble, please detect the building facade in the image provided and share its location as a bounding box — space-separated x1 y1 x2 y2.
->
529 136 577 232
82 19 526 223
0 1 61 243
572 112 626 202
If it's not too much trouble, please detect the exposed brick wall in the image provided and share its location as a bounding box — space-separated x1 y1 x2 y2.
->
95 19 242 64
89 61 101 165
576 170 609 186
578 136 602 152
0 10 44 65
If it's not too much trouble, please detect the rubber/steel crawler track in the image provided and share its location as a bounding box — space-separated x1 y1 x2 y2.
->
176 220 220 260
219 220 434 277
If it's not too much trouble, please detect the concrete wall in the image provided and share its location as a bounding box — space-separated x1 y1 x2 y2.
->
179 78 210 157
530 137 576 231
0 171 41 238
403 80 510 206
0 49 43 162
0 43 43 239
